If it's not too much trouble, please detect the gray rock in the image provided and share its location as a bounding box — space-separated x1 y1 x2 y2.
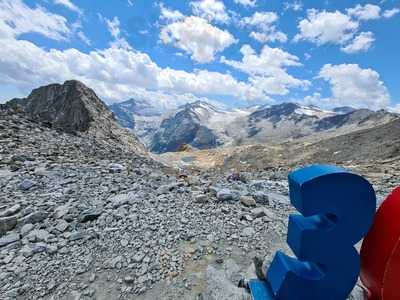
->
108 163 126 173
20 223 34 236
241 227 255 237
0 216 17 236
20 210 48 224
19 179 36 190
205 265 248 300
193 193 208 203
133 252 145 263
217 189 238 201
54 205 70 219
27 229 50 242
0 233 20 247
79 209 102 223
239 196 256 207
252 191 269 205
0 204 21 217
55 220 69 232
251 207 275 220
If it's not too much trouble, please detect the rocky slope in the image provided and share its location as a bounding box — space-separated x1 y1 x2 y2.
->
0 81 393 300
4 80 144 153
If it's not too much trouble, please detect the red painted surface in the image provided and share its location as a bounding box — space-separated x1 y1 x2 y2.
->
360 187 400 300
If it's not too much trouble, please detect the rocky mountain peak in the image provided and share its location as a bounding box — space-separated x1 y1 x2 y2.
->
3 80 145 153
7 80 113 133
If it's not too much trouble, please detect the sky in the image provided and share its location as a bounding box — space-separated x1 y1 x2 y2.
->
0 0 399 111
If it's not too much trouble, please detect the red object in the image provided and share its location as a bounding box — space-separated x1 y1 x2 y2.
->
360 187 400 300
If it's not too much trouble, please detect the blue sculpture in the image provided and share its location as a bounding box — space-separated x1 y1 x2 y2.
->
249 165 376 300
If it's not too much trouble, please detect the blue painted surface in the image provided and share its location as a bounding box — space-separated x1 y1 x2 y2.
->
249 165 376 300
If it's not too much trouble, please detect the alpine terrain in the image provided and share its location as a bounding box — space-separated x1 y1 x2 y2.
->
0 80 398 300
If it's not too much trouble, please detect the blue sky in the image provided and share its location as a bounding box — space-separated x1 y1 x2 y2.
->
0 0 399 111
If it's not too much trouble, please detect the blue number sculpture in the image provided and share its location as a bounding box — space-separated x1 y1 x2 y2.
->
249 165 376 300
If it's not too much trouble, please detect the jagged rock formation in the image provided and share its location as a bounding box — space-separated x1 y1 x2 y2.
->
3 80 145 153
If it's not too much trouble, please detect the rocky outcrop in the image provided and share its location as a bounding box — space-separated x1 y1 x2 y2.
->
7 80 112 133
3 80 145 153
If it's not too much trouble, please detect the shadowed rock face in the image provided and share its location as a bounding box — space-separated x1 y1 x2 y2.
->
150 101 219 153
6 80 113 133
3 80 145 153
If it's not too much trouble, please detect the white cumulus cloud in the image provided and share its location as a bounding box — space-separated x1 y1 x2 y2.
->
294 9 358 45
341 31 375 53
190 0 230 23
318 64 390 109
160 16 236 63
159 3 185 22
347 4 381 20
221 44 309 95
240 11 287 43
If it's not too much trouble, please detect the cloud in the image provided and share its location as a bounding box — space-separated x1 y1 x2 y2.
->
233 0 257 7
0 34 269 102
383 8 400 18
294 9 358 45
127 0 134 7
0 0 70 40
284 1 303 11
159 3 185 22
53 0 82 15
190 0 230 23
318 64 390 109
103 16 132 50
341 31 375 53
77 31 91 46
240 11 287 43
347 4 381 20
0 0 268 103
160 16 236 63
221 44 309 95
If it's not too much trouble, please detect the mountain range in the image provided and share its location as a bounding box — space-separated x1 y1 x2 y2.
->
110 98 398 154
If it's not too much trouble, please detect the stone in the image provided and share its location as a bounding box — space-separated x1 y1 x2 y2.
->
252 191 269 205
55 220 70 232
239 196 256 207
124 276 134 284
216 189 237 201
133 252 145 263
27 229 50 242
20 210 48 224
193 193 208 203
0 216 17 236
19 179 36 190
108 163 126 173
241 227 255 237
0 204 21 218
20 223 34 236
205 265 248 300
54 205 70 219
79 209 102 223
0 233 20 247
251 207 275 220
